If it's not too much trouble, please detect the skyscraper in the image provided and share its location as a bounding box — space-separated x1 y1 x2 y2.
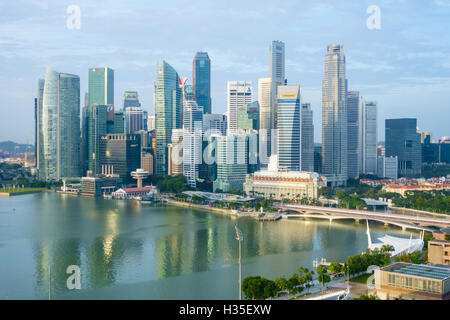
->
99 133 141 184
270 41 285 131
360 100 378 174
202 113 227 136
213 134 249 192
36 79 45 172
87 67 114 175
301 103 314 172
124 107 147 134
193 52 211 114
277 85 301 171
227 81 252 133
258 77 273 160
347 91 360 179
122 91 141 110
237 101 259 131
88 67 114 107
385 119 422 177
88 104 109 175
39 67 80 180
322 44 348 185
183 101 203 188
155 60 182 176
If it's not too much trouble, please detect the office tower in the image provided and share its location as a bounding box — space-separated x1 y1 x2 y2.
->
199 134 219 187
301 103 314 172
141 148 154 175
377 156 398 179
322 44 348 185
227 81 252 133
193 52 211 114
124 107 147 134
314 145 322 174
418 130 433 144
183 101 203 188
99 134 141 185
347 91 360 179
360 101 378 174
237 101 259 131
122 91 141 110
147 115 156 131
168 129 184 176
155 60 182 176
112 111 124 133
277 85 301 171
39 68 81 180
80 92 89 176
88 105 109 175
36 79 45 171
385 118 422 177
202 113 227 136
180 77 194 102
213 134 249 192
258 77 273 160
270 41 285 131
88 67 114 107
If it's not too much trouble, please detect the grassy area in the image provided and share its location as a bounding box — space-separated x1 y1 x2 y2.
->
350 273 373 284
0 188 46 193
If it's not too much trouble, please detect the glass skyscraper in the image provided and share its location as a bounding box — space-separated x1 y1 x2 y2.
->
277 85 301 172
88 67 114 107
237 101 259 131
183 101 203 188
39 67 80 180
87 67 114 175
385 118 422 177
122 91 141 110
193 52 211 114
155 60 182 176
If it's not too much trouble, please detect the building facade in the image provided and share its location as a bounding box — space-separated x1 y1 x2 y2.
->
183 101 203 188
243 170 323 200
193 52 211 114
277 85 301 172
155 60 182 176
347 91 360 179
202 113 227 136
258 77 273 161
385 118 422 177
98 134 141 185
227 81 252 133
39 68 81 180
301 103 314 172
377 156 398 179
361 100 378 174
322 44 348 185
122 91 141 110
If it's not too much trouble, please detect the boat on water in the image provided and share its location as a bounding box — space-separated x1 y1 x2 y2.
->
366 220 424 257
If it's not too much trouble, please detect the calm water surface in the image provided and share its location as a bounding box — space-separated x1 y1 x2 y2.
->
0 192 418 299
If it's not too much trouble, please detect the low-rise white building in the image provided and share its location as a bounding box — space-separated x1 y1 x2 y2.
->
243 170 325 200
112 186 158 199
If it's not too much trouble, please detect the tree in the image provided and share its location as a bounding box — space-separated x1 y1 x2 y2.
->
328 262 343 274
287 273 300 296
274 276 288 297
380 244 395 253
242 276 276 300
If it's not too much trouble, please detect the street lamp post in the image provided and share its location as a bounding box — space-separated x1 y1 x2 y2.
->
235 225 243 300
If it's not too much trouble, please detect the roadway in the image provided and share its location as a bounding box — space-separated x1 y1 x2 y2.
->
278 204 450 231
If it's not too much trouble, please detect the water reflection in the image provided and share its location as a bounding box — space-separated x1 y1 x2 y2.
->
0 193 419 299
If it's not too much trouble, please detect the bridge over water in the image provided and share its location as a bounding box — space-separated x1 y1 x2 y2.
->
278 204 450 232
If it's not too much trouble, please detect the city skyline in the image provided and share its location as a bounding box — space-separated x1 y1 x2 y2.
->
1 1 450 144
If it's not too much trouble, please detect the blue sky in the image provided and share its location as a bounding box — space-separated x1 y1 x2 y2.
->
0 0 449 144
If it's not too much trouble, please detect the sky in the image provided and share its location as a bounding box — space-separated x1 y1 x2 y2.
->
0 0 449 144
